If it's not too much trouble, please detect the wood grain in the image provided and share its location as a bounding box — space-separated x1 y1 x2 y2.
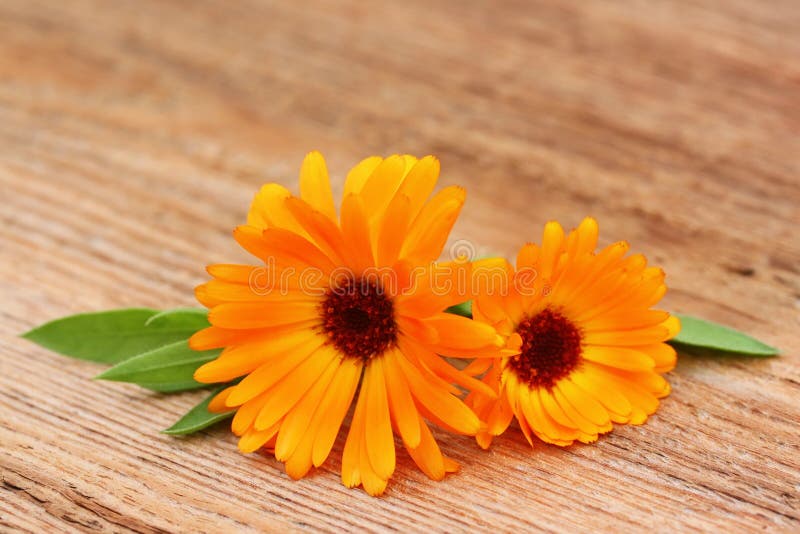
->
1 0 799 531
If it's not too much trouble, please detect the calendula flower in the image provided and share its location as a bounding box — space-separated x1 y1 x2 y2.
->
191 152 500 495
466 218 679 448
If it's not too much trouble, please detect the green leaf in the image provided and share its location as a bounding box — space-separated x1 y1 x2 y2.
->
144 308 210 330
162 386 234 435
446 300 473 318
95 340 220 392
670 314 778 356
21 308 205 364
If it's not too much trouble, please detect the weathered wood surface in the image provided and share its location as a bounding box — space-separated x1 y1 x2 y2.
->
1 0 799 531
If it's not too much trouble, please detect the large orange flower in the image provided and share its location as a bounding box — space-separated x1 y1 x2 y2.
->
466 218 679 448
191 152 500 495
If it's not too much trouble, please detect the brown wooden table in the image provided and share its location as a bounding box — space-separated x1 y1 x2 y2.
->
2 1 798 531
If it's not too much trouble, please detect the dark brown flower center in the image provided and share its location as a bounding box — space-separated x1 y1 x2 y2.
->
321 277 397 361
508 308 582 390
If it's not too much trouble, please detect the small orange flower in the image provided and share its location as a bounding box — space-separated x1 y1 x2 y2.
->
191 152 500 495
467 218 679 448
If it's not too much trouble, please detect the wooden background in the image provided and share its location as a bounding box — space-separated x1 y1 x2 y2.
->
1 0 798 531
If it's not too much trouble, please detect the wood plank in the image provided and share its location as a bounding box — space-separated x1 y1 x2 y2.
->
1 0 798 531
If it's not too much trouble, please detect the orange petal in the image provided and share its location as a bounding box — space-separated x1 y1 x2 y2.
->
237 422 281 453
395 260 473 318
359 155 406 224
273 357 340 462
405 340 497 399
558 378 611 427
396 315 440 345
252 347 339 431
376 194 411 267
247 183 309 238
515 419 535 447
582 309 671 333
284 432 315 480
207 386 236 413
206 264 262 283
208 301 320 329
423 313 502 355
472 293 509 328
397 337 460 396
404 416 447 481
189 326 248 351
581 345 656 371
538 221 565 281
196 279 317 304
400 154 418 175
341 382 368 488
363 358 396 481
517 386 577 446
567 217 599 258
606 368 671 398
576 271 665 323
475 431 494 450
285 197 348 266
463 357 494 377
551 384 599 436
588 365 659 423
233 225 270 260
663 315 681 339
231 389 271 436
516 242 540 271
384 351 421 448
311 358 362 467
340 193 376 272
260 227 339 274
194 329 323 384
359 428 389 497
222 339 322 408
343 156 383 197
484 389 515 436
400 186 466 263
636 342 677 373
538 388 579 430
583 324 673 346
570 366 632 420
394 155 439 221
298 151 336 222
394 349 481 435
556 241 631 306
443 456 459 473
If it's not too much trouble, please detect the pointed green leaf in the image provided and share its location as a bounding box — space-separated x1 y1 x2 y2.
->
144 308 210 330
95 341 220 392
162 386 234 435
670 314 778 356
21 308 203 364
446 300 473 318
